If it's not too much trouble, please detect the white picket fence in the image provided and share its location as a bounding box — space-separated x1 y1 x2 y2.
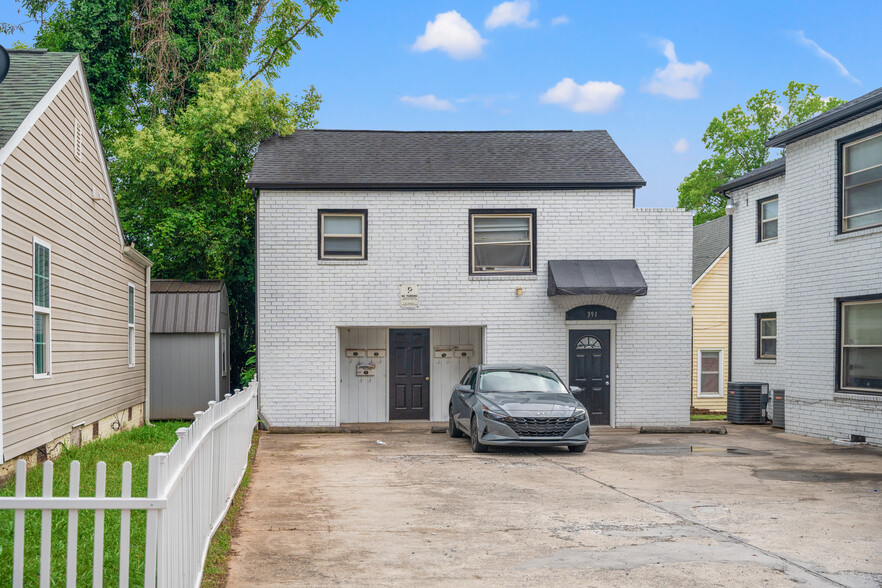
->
0 379 259 587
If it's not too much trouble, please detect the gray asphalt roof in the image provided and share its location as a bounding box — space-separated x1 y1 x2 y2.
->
715 157 786 194
151 280 228 334
0 49 77 150
766 86 882 147
247 129 646 190
693 216 730 283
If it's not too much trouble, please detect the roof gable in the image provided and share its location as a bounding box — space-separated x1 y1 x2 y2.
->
247 129 645 190
693 216 730 283
0 49 77 151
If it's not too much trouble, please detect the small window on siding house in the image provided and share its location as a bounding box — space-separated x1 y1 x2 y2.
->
842 130 882 232
757 313 777 359
221 329 228 376
33 239 51 377
698 350 723 397
128 284 135 367
470 210 536 274
840 297 882 393
319 211 367 259
757 196 778 241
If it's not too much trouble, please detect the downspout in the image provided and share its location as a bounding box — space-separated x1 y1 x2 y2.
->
727 205 733 385
145 265 151 424
253 188 260 412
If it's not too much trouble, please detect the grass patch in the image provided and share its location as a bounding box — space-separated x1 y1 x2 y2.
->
201 431 261 588
691 413 728 421
0 421 187 585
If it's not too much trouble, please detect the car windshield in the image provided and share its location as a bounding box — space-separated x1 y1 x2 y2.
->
478 369 569 394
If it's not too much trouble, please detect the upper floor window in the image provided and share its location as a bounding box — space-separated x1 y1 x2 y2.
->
840 296 882 393
319 210 367 260
757 196 778 241
842 129 882 232
757 312 777 359
470 210 536 274
34 239 51 377
128 284 135 367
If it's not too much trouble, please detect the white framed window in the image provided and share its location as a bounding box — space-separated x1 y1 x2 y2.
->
319 210 367 259
840 297 882 393
127 284 135 367
758 196 778 241
757 313 777 359
470 210 536 274
698 350 723 397
33 238 51 378
842 130 882 232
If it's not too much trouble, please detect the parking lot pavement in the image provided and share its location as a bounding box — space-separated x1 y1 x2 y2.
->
226 425 882 587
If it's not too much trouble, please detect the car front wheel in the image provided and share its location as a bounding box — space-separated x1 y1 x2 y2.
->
470 415 489 453
448 406 463 438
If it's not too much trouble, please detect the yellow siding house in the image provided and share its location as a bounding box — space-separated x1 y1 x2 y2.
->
691 217 729 411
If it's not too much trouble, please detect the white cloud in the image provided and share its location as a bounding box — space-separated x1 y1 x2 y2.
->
400 95 456 112
551 15 570 26
673 138 690 154
485 1 538 30
540 79 625 113
791 31 860 84
642 39 711 100
412 11 487 60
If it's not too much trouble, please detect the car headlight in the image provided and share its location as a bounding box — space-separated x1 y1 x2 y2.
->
568 409 587 422
482 404 514 423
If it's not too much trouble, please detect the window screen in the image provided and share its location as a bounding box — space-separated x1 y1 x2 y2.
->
471 212 535 273
842 131 882 232
841 299 882 392
320 212 366 259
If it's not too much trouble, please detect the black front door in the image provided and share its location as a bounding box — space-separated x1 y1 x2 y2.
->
569 329 611 425
389 329 430 420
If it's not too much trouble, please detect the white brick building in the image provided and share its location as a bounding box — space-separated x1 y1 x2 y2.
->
248 130 691 429
719 88 882 444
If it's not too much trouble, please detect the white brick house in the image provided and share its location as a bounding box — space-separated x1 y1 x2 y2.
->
248 130 691 429
718 87 882 445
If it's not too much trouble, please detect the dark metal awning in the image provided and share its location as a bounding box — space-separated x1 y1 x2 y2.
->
547 260 648 297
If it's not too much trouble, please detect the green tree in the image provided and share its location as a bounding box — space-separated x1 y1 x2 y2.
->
678 82 845 225
112 70 321 386
21 0 341 141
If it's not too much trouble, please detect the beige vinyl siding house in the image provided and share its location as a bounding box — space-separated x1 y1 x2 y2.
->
0 49 152 469
691 217 730 412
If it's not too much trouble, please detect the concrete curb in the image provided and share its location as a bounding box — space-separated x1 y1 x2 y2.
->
640 425 727 435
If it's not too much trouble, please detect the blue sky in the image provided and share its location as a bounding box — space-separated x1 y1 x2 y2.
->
2 0 878 207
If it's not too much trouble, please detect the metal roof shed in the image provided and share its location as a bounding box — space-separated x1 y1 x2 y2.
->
150 280 230 419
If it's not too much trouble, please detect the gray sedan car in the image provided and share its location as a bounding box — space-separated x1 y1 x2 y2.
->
448 364 590 453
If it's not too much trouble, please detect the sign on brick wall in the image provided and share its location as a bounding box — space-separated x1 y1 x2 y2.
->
399 284 419 308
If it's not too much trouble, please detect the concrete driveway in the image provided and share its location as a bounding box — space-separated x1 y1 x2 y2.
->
227 425 882 587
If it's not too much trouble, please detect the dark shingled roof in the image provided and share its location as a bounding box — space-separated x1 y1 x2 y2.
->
693 216 730 283
247 129 645 190
0 49 78 150
766 86 882 148
715 157 786 194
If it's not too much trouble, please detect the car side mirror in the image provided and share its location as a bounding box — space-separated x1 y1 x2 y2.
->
454 384 473 394
569 386 583 394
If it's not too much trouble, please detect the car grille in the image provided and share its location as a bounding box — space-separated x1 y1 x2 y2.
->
508 417 574 438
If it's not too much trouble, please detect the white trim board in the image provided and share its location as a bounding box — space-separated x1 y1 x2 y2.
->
692 248 729 289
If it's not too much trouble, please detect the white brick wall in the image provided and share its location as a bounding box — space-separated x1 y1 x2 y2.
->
257 190 692 428
730 111 882 445
730 175 787 395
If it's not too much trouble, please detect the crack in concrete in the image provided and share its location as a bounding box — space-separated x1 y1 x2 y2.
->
537 453 851 587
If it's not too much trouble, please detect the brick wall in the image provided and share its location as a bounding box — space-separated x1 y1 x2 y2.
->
730 175 787 400
257 189 692 428
782 112 882 444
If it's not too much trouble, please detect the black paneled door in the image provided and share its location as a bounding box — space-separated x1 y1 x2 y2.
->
389 329 431 420
569 329 611 425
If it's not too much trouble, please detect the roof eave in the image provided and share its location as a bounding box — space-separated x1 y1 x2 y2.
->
714 168 786 195
765 95 882 148
246 180 647 191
